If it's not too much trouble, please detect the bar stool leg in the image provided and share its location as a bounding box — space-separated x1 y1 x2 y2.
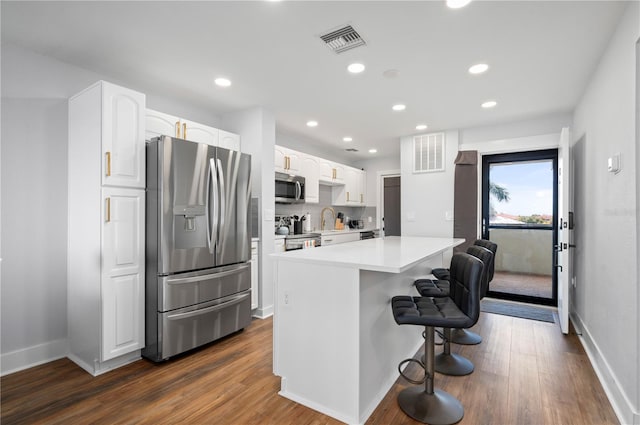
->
435 328 474 376
450 328 482 345
397 326 464 424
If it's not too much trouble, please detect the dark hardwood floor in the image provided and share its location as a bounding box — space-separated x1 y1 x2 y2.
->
1 313 618 425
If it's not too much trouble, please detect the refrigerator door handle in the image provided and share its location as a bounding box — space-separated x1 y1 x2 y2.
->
216 158 226 252
207 157 218 254
166 265 250 285
166 292 249 321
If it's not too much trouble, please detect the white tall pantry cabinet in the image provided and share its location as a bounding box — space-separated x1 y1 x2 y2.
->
68 81 146 375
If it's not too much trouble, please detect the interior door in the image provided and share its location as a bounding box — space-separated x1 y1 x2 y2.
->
556 127 573 334
383 176 401 236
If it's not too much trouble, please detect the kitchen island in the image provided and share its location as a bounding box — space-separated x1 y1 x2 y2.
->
272 236 464 424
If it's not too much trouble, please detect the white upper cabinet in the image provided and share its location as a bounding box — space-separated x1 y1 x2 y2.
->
145 109 179 141
319 160 345 185
101 82 145 189
332 166 366 206
274 145 301 174
146 109 240 150
219 129 241 151
181 118 219 146
301 155 320 203
274 144 366 206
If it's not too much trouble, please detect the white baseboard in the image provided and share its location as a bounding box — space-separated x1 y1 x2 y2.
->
253 304 274 319
67 351 141 376
571 312 640 425
1 338 68 376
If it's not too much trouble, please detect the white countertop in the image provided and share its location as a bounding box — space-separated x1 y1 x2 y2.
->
271 236 464 273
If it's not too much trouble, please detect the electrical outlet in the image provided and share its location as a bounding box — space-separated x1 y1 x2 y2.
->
284 291 291 306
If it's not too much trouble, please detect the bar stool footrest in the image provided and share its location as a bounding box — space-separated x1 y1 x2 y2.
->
398 357 426 385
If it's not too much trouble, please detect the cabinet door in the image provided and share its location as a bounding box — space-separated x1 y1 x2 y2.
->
146 109 179 141
333 164 345 183
251 241 259 310
319 160 335 182
344 167 359 204
286 151 301 174
102 82 145 189
102 187 145 360
182 119 219 146
274 146 288 173
358 170 367 205
301 155 320 203
219 129 240 151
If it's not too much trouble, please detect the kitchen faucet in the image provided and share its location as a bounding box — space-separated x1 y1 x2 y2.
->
320 207 336 231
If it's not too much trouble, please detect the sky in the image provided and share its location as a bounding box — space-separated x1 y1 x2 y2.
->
490 160 553 216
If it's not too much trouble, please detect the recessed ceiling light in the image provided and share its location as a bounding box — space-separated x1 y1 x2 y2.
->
481 100 497 109
306 120 318 127
214 77 231 87
368 148 377 154
347 63 365 74
343 137 353 142
392 104 406 111
468 63 489 74
447 0 472 9
416 124 428 130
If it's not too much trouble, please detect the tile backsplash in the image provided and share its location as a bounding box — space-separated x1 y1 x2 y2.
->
275 186 376 232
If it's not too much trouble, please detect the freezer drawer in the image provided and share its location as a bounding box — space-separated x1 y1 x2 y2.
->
159 263 250 311
150 290 251 361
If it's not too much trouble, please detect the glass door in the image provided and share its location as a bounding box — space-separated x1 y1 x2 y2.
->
481 149 558 305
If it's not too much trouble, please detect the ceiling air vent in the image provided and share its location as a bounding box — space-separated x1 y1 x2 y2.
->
345 148 359 152
320 25 366 54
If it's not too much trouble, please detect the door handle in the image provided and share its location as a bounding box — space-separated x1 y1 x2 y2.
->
207 158 217 254
216 158 226 251
105 152 111 177
105 197 111 222
295 181 301 201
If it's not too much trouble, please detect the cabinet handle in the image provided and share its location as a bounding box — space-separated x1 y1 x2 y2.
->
346 191 350 201
175 121 181 138
183 123 187 140
361 194 363 203
105 197 111 222
286 156 290 170
105 151 111 177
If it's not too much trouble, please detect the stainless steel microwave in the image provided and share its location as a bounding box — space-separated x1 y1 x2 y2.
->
275 172 305 204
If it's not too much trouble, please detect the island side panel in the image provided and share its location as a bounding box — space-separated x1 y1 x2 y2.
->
274 259 361 423
358 254 443 423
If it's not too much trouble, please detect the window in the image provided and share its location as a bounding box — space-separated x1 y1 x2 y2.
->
414 133 445 173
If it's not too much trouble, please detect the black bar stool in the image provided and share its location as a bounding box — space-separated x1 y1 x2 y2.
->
423 239 498 346
391 253 483 424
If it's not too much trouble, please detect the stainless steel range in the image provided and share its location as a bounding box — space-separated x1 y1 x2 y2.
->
285 233 321 251
143 136 252 362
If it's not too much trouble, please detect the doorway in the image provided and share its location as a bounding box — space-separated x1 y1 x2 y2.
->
481 149 558 306
382 175 401 236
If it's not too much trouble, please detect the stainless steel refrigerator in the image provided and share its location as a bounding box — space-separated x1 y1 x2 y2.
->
143 136 252 362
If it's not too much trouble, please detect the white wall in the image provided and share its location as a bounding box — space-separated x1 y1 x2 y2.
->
570 3 639 423
401 130 458 237
222 108 276 318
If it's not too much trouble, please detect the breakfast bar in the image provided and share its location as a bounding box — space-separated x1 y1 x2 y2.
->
272 236 464 424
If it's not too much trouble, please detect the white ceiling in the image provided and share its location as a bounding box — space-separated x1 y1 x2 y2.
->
1 1 627 159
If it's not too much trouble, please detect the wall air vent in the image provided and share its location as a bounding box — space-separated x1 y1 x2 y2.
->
345 148 359 152
320 25 366 54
